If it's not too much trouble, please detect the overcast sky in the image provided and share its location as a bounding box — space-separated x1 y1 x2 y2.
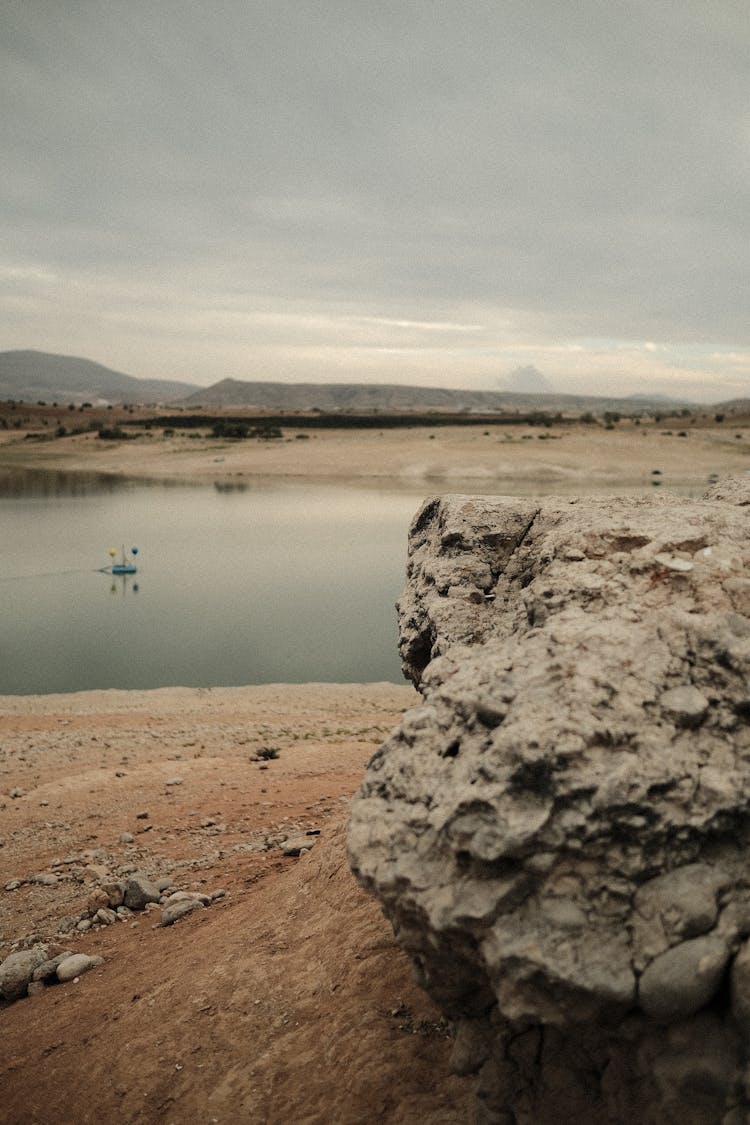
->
1 1 748 401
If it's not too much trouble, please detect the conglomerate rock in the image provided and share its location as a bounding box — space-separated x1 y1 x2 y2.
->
348 478 750 1123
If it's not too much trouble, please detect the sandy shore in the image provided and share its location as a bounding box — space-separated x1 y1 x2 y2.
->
0 682 480 1125
2 419 749 491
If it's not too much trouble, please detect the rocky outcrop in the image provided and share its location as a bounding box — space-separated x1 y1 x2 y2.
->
348 479 750 1123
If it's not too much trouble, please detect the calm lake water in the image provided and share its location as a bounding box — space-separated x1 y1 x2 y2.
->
0 469 705 695
1 471 423 694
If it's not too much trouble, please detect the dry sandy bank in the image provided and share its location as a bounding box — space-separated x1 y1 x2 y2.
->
0 682 478 1124
2 420 749 492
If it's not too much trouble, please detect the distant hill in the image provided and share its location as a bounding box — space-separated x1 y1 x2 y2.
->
0 351 703 414
180 377 693 415
712 398 750 413
0 351 195 404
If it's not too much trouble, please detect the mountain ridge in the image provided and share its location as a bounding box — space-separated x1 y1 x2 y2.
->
2 349 743 414
179 376 695 415
0 350 195 404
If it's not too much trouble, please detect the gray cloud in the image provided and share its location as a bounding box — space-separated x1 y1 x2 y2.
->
1 0 748 398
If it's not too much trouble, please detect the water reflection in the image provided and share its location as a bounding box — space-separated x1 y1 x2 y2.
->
107 574 140 597
0 467 126 498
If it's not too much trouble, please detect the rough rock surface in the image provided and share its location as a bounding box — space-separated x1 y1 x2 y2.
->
348 479 750 1123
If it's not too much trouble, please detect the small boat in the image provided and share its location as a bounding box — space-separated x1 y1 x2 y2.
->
108 545 139 574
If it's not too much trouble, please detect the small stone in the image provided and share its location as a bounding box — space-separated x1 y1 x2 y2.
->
210 889 227 901
156 877 172 892
76 919 92 932
160 898 206 926
118 832 134 844
4 880 22 892
281 836 316 857
164 890 211 906
474 697 509 728
94 908 117 925
31 873 59 887
86 888 110 915
32 953 73 982
9 788 25 799
135 811 149 820
0 948 49 1000
638 935 730 1021
123 875 162 910
56 954 104 983
654 552 694 573
165 776 183 786
102 881 125 908
660 686 709 728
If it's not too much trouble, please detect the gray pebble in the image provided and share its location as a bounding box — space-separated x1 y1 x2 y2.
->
32 953 73 982
0 947 49 1001
94 907 117 925
56 954 104 983
638 935 729 1020
282 835 316 857
118 832 134 844
160 898 206 926
123 875 162 910
31 873 59 887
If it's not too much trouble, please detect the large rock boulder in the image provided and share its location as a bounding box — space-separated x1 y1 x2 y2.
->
348 479 750 1123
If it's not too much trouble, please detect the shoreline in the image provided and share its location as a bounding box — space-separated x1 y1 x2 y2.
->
2 421 749 491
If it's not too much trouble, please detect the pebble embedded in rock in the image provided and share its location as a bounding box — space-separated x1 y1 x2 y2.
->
653 552 694 573
638 935 730 1021
659 685 709 728
56 954 104 983
731 939 750 1032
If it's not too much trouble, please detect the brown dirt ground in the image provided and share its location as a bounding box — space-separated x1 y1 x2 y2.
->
0 684 473 1124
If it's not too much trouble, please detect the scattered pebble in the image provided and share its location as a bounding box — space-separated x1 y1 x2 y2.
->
56 954 104 983
160 898 205 926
